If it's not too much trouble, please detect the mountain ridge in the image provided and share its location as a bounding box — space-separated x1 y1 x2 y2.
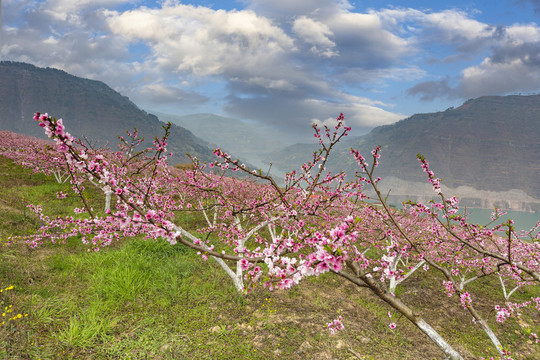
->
264 94 540 210
0 61 214 163
3 61 538 212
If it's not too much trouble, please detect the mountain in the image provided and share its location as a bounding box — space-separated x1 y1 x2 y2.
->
265 95 540 211
154 112 290 169
0 61 214 163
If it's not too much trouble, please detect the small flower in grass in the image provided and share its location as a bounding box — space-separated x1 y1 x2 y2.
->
1 285 27 327
389 322 397 329
327 316 344 334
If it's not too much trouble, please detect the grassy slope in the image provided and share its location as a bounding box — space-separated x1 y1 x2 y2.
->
0 155 538 360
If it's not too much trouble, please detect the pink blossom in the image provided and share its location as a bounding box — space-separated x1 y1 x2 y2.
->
327 316 344 334
460 292 472 309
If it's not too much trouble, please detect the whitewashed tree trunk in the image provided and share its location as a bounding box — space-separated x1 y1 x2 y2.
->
451 273 504 355
87 176 112 212
498 274 520 301
340 266 464 360
388 258 425 294
104 189 112 212
52 170 70 183
194 207 280 292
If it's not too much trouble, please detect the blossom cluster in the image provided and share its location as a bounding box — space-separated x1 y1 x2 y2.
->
460 292 472 309
326 316 344 334
494 298 540 323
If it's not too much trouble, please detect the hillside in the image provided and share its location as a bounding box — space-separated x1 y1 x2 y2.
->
266 95 540 211
0 61 214 163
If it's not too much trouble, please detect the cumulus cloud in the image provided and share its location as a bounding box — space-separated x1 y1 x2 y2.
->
225 94 404 140
101 1 415 136
245 0 353 19
406 15 540 100
2 0 132 78
40 0 130 23
105 4 296 77
292 16 338 57
460 56 540 98
325 11 413 70
375 8 495 59
407 78 456 101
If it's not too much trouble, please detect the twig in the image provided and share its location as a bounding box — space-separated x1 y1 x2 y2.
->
348 347 364 359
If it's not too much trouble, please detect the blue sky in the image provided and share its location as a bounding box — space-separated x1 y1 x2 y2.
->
2 0 540 140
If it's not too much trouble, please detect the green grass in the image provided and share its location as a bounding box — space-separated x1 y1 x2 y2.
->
0 155 539 360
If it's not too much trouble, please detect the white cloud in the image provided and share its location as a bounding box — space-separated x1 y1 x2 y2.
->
134 82 209 107
308 98 405 131
422 10 490 41
3 0 418 137
460 57 540 97
292 16 338 57
243 77 297 91
316 11 416 76
41 0 130 24
405 11 540 100
339 102 405 128
374 7 494 57
225 94 404 140
106 4 295 77
505 24 540 44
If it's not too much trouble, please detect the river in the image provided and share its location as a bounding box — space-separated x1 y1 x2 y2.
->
463 208 539 233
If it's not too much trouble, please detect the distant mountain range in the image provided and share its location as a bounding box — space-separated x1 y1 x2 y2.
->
154 112 291 169
0 61 214 163
264 96 540 212
1 61 538 212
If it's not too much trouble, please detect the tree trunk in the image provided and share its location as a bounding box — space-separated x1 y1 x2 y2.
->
339 269 464 360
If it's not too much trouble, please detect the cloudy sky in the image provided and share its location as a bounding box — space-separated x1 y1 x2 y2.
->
2 0 540 140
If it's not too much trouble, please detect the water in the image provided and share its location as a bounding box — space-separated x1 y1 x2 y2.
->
388 202 539 233
463 208 539 233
